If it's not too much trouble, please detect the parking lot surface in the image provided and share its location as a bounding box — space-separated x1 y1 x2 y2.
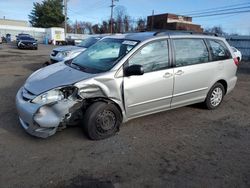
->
0 43 249 188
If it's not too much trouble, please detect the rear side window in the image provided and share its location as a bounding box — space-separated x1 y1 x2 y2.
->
173 39 209 67
129 39 169 73
208 40 231 61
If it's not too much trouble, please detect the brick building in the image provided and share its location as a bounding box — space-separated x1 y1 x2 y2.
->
147 13 203 32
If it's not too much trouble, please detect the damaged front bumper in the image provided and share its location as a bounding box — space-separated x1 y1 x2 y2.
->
16 87 80 138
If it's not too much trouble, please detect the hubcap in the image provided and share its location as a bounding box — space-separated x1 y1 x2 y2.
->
210 87 223 107
96 110 116 132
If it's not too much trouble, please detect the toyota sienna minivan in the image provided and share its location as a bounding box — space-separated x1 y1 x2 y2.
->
16 31 238 140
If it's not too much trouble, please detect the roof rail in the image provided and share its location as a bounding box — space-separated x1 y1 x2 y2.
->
153 30 219 37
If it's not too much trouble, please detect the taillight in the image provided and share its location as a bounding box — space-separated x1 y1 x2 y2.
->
233 57 239 66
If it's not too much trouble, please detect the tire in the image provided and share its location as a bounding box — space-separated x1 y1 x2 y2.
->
204 83 225 110
82 101 122 140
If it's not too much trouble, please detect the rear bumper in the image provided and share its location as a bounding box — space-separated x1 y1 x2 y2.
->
227 76 237 94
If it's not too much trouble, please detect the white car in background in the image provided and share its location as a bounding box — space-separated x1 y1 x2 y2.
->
231 46 242 62
50 35 106 64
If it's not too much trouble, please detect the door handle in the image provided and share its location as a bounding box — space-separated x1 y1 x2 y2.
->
175 70 184 76
163 72 173 78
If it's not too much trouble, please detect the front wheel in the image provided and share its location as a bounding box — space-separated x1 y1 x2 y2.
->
82 101 122 140
204 83 225 110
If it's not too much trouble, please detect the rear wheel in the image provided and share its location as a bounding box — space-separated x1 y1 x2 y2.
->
204 83 225 110
82 101 122 140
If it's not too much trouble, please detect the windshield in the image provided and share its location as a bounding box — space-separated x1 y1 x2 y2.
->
20 36 35 41
77 37 100 48
71 38 139 73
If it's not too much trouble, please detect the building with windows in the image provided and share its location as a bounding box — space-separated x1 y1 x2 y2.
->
147 13 203 32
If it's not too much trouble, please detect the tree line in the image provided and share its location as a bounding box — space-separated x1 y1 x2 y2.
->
29 0 147 34
29 0 232 36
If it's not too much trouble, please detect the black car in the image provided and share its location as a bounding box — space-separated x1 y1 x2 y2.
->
17 35 38 50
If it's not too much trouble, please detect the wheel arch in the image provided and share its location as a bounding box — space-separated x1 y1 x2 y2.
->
215 79 228 94
84 97 124 121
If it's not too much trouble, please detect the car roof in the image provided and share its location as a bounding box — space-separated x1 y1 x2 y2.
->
18 33 30 36
104 31 224 42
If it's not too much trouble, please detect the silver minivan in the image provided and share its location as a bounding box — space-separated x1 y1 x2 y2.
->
16 32 238 140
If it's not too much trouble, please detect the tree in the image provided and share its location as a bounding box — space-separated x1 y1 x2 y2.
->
205 26 226 36
100 21 109 33
124 15 130 32
136 18 146 32
29 0 65 28
114 6 127 33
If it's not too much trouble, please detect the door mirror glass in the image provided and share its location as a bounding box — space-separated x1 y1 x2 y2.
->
124 64 144 76
218 51 225 57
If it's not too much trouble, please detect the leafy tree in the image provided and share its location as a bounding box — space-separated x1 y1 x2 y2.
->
29 0 65 28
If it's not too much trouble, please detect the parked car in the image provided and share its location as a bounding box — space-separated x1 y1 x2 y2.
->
1 36 7 43
16 33 31 43
50 35 106 64
231 46 242 62
17 35 38 50
16 31 238 140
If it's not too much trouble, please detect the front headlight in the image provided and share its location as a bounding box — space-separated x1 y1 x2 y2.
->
32 89 64 104
57 51 71 58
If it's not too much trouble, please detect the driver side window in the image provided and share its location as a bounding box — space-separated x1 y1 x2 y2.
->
128 40 169 73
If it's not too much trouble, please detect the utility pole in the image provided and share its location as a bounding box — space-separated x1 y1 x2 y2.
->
64 0 68 37
110 0 118 34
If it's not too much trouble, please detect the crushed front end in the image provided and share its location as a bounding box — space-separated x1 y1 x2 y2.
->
16 86 82 138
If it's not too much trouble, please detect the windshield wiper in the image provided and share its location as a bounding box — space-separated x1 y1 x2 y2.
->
71 62 86 71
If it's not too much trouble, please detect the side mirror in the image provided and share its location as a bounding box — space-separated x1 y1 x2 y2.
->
218 51 225 57
124 64 144 76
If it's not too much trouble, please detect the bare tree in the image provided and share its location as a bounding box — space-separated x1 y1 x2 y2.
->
114 5 128 33
205 26 226 36
136 18 146 32
68 5 136 34
100 21 109 33
124 15 130 32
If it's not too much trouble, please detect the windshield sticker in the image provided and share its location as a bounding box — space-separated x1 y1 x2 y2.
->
122 40 138 46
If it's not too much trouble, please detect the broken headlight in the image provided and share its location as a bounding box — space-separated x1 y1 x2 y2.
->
57 51 71 58
32 89 64 104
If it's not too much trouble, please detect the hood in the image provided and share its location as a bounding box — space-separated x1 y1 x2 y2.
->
53 45 85 52
24 62 94 95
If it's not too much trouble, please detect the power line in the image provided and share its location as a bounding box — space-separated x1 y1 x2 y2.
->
193 9 250 18
188 5 250 16
179 2 250 15
194 13 238 22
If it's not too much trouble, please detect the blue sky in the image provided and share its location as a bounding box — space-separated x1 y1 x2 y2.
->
0 0 250 34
